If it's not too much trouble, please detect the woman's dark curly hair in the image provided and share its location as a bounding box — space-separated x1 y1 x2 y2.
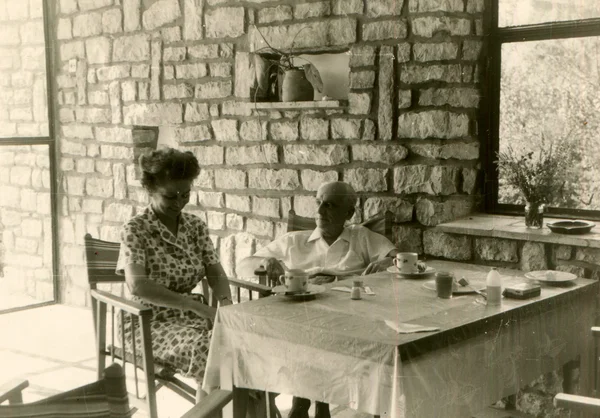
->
139 148 200 192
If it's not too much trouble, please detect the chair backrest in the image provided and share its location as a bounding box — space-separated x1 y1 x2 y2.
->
286 209 394 243
0 363 134 418
84 233 124 290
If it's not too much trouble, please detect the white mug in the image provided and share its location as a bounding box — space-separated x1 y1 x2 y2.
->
279 271 308 292
394 252 418 273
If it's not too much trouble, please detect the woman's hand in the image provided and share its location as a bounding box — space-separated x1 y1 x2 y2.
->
185 298 217 322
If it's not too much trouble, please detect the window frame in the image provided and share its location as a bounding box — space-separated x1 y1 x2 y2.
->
0 1 59 314
484 1 600 220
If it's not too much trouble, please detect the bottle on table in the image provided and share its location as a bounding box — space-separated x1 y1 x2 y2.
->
486 267 502 306
351 280 362 300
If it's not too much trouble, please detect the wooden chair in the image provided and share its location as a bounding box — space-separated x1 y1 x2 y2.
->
83 233 270 418
554 326 600 414
0 363 135 418
286 209 394 243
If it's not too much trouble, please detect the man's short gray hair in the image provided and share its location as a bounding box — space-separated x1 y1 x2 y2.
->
318 181 357 208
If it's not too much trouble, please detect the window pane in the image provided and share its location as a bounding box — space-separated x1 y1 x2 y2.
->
0 0 49 138
499 0 600 27
499 37 600 210
0 144 55 311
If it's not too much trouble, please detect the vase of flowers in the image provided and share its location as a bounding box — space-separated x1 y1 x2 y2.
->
496 135 578 228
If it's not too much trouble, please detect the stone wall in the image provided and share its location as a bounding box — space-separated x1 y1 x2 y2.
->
53 0 485 305
0 0 49 137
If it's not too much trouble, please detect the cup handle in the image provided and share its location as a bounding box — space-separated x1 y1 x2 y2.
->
279 275 286 287
393 258 400 268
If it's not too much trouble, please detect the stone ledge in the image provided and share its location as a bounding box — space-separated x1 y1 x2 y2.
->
246 100 346 110
437 214 600 248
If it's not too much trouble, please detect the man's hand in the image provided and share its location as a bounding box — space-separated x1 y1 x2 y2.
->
362 257 393 275
264 257 285 285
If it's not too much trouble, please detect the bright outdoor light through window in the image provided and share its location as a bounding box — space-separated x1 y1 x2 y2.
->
499 0 600 27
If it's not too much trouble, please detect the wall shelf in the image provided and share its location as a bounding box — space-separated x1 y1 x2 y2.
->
245 100 347 110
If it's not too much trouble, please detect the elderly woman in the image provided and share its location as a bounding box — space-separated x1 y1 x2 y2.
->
116 148 232 398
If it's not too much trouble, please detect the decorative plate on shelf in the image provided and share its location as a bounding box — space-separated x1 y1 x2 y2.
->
386 266 436 279
524 270 577 285
546 220 595 235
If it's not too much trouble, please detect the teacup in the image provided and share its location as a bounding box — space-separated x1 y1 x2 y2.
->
393 252 418 273
279 270 308 293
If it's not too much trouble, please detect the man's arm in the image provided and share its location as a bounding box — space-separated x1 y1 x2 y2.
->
361 228 398 275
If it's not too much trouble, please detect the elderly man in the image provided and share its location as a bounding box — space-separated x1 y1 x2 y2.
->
237 181 398 418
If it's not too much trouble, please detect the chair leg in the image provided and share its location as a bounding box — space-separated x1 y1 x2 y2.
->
139 316 158 418
96 302 107 381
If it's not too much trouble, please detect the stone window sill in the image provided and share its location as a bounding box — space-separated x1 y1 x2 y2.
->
437 214 600 249
245 100 346 110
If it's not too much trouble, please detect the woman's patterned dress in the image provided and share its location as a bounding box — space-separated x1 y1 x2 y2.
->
116 206 219 381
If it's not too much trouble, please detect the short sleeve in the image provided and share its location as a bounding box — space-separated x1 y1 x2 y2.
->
116 221 146 275
196 219 220 267
362 227 396 262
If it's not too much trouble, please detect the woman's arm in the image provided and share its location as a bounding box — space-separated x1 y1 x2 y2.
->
204 263 233 306
124 264 217 320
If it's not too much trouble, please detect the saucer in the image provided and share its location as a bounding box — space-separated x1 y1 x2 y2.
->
422 280 485 295
272 284 326 300
387 266 436 279
547 220 595 235
524 270 577 285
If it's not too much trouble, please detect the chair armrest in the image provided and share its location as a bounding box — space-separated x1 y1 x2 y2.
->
554 393 600 413
180 389 233 418
0 379 28 404
592 327 600 338
227 277 272 296
91 289 153 317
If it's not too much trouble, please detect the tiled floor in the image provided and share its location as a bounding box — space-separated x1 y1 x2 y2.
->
0 304 372 417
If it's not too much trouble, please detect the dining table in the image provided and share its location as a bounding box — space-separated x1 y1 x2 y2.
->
203 260 599 417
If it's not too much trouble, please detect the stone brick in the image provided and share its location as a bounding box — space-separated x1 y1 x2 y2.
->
123 0 140 31
401 64 461 83
345 168 387 192
211 119 238 141
423 229 471 260
184 0 203 40
142 0 181 30
62 124 94 139
270 121 298 141
82 198 103 214
113 34 150 62
78 0 111 10
73 12 102 38
553 245 572 261
163 83 193 99
189 145 222 165
350 45 376 67
408 142 479 160
462 168 478 194
394 165 459 195
393 225 422 253
215 169 246 189
467 0 484 13
226 194 250 212
350 70 376 89
332 0 363 15
198 191 224 208
123 103 182 125
195 169 214 189
61 140 87 157
364 197 413 222
252 197 279 218
85 37 111 64
195 81 231 99
353 144 408 164
207 211 225 230
348 92 371 115
360 119 374 140
521 241 547 272
61 0 78 14
295 1 330 19
247 218 273 238
209 62 231 77
575 248 600 264
100 145 134 160
75 107 111 124
104 202 133 223
60 40 85 61
367 0 403 16
412 16 471 38
249 18 356 51
164 47 186 62
122 81 136 101
398 111 469 139
409 0 464 12
173 125 212 142
205 7 244 38
102 8 122 34
248 169 299 191
463 40 483 61
227 144 278 165
221 100 253 116
330 119 360 140
76 158 95 173
97 64 130 81
236 120 264 142
378 45 394 140
363 20 407 41
419 87 480 108
294 195 317 217
414 42 458 62
113 163 126 199
284 144 349 165
226 213 244 230
184 103 210 122
300 170 338 191
474 238 518 262
20 21 45 45
299 118 328 141
57 18 72 40
188 44 219 59
86 177 113 198
258 5 292 23
415 197 473 226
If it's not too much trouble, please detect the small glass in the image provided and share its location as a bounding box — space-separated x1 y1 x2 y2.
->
351 280 362 300
435 271 454 299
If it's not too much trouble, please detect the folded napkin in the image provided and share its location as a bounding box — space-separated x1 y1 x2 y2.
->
384 320 440 334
